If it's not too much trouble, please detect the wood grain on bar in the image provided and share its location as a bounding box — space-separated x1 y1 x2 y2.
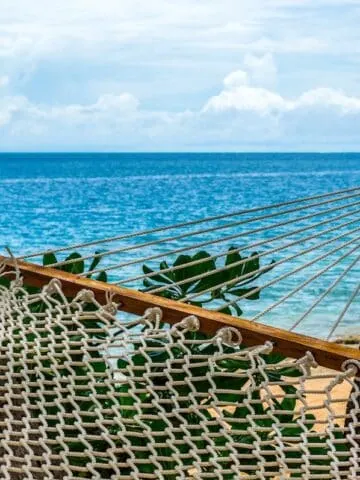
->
1 255 359 372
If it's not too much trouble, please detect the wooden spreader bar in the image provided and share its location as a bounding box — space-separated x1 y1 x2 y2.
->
1 255 359 372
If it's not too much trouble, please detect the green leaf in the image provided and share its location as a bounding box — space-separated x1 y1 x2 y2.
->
262 352 286 364
87 250 106 277
280 383 297 396
131 354 147 366
191 251 216 274
0 276 11 288
225 247 242 280
91 360 107 373
142 264 174 284
172 254 193 284
96 271 107 283
231 302 243 317
256 409 275 429
43 252 58 266
216 358 251 371
263 259 276 273
233 404 251 420
189 258 222 293
116 384 137 417
302 413 316 432
218 306 232 315
277 366 303 377
117 359 129 369
241 252 260 278
213 376 249 402
62 252 85 274
278 396 296 422
249 388 265 415
280 424 303 437
159 260 169 270
159 260 175 281
143 278 154 288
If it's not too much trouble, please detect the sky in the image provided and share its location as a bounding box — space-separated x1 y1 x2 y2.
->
1 0 360 151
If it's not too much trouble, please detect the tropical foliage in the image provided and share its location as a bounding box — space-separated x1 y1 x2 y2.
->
142 246 275 316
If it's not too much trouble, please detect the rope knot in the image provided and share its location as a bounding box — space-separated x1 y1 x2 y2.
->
102 291 119 315
296 351 318 374
178 315 200 332
262 340 274 354
10 277 23 289
144 307 163 327
215 327 242 347
42 278 62 296
102 302 118 315
76 289 96 304
342 359 360 378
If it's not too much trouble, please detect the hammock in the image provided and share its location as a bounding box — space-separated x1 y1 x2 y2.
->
0 187 359 479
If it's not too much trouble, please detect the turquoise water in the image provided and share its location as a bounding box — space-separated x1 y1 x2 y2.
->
1 152 359 253
0 152 359 337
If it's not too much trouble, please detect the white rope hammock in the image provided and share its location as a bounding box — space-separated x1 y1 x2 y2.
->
0 269 359 479
17 186 360 342
1 187 360 479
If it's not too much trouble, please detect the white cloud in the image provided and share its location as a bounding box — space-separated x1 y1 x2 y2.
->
49 93 139 121
1 0 360 126
0 94 29 126
204 85 287 115
223 70 249 89
0 76 9 87
204 58 285 114
296 88 360 112
243 53 277 87
0 35 35 58
0 0 354 66
206 55 280 113
2 54 360 150
1 0 360 152
0 1 264 58
204 62 360 117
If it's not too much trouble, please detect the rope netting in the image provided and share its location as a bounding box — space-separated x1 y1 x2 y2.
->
1 267 360 479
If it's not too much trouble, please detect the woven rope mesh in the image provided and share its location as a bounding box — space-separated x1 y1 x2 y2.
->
1 268 360 479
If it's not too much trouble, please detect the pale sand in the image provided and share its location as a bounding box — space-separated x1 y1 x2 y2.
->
210 366 353 430
302 366 352 430
190 368 353 478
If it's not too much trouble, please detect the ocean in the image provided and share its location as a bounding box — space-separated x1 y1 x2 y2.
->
0 152 359 337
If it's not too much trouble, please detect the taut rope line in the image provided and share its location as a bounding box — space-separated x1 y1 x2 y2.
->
20 185 360 261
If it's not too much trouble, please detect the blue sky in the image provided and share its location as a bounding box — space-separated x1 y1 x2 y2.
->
1 0 360 151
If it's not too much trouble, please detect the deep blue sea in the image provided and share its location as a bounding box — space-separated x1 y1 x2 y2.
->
0 152 359 337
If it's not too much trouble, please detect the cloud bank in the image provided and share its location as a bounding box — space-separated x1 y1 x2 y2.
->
1 0 360 150
1 53 360 151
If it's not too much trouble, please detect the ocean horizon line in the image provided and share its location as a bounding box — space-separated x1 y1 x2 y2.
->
1 151 360 156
